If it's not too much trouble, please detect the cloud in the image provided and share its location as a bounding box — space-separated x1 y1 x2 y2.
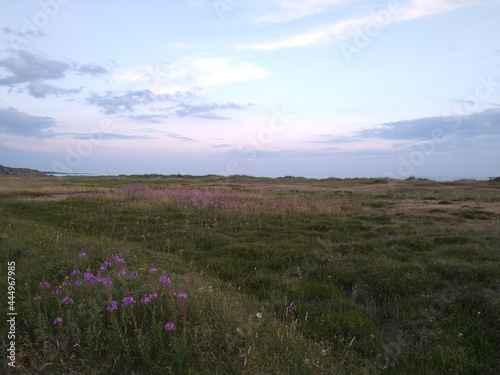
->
141 128 195 142
0 106 56 138
2 27 45 42
86 89 196 114
128 114 168 123
113 58 269 92
27 82 82 98
173 102 251 119
77 63 109 76
190 58 270 87
238 0 474 51
247 0 346 24
311 108 500 156
0 50 109 98
0 50 69 86
310 136 363 144
359 108 500 141
87 88 252 121
72 133 151 140
165 132 195 142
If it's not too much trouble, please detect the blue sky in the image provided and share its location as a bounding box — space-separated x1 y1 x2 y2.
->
1 0 499 179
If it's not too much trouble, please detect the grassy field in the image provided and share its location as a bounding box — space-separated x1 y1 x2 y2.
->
1 175 499 374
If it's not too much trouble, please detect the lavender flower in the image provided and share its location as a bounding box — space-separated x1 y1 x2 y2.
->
159 274 171 285
164 322 175 331
53 316 63 325
61 295 74 305
101 277 112 287
149 267 157 275
114 255 125 265
71 269 81 277
117 269 127 277
122 296 135 307
33 294 42 301
175 291 188 301
51 288 62 297
140 292 158 305
84 270 95 282
129 270 140 279
39 280 50 290
106 300 118 312
99 260 112 272
74 280 83 288
141 295 152 305
79 251 87 260
24 277 31 286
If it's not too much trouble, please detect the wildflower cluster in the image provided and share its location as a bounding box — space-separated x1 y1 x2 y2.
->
120 185 314 216
26 251 189 333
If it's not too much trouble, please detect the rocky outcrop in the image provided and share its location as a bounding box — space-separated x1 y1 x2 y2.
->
0 164 46 176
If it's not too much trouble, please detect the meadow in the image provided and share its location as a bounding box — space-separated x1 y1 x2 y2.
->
1 175 499 374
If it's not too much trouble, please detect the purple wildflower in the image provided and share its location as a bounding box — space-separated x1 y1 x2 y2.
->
74 280 83 288
39 280 50 290
122 296 135 307
117 269 127 277
140 292 158 305
61 295 74 305
129 270 140 279
33 294 42 301
99 260 112 272
164 322 175 331
141 295 152 305
113 255 125 265
287 301 297 312
159 274 171 285
106 300 118 312
62 279 72 287
84 270 95 282
175 291 188 301
79 251 87 260
101 277 112 287
149 267 157 275
24 277 31 286
51 288 62 297
71 269 81 277
53 316 63 325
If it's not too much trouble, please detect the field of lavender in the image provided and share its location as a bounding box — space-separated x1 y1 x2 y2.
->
1 175 500 374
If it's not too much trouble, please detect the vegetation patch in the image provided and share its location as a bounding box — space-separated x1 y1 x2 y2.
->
1 176 500 374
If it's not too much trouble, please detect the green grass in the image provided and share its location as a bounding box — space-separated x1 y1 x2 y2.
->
1 176 500 374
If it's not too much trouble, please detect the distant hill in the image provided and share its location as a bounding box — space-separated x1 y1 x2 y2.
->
0 164 47 176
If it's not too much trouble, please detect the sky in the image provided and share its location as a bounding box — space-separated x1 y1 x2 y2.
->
0 0 499 179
